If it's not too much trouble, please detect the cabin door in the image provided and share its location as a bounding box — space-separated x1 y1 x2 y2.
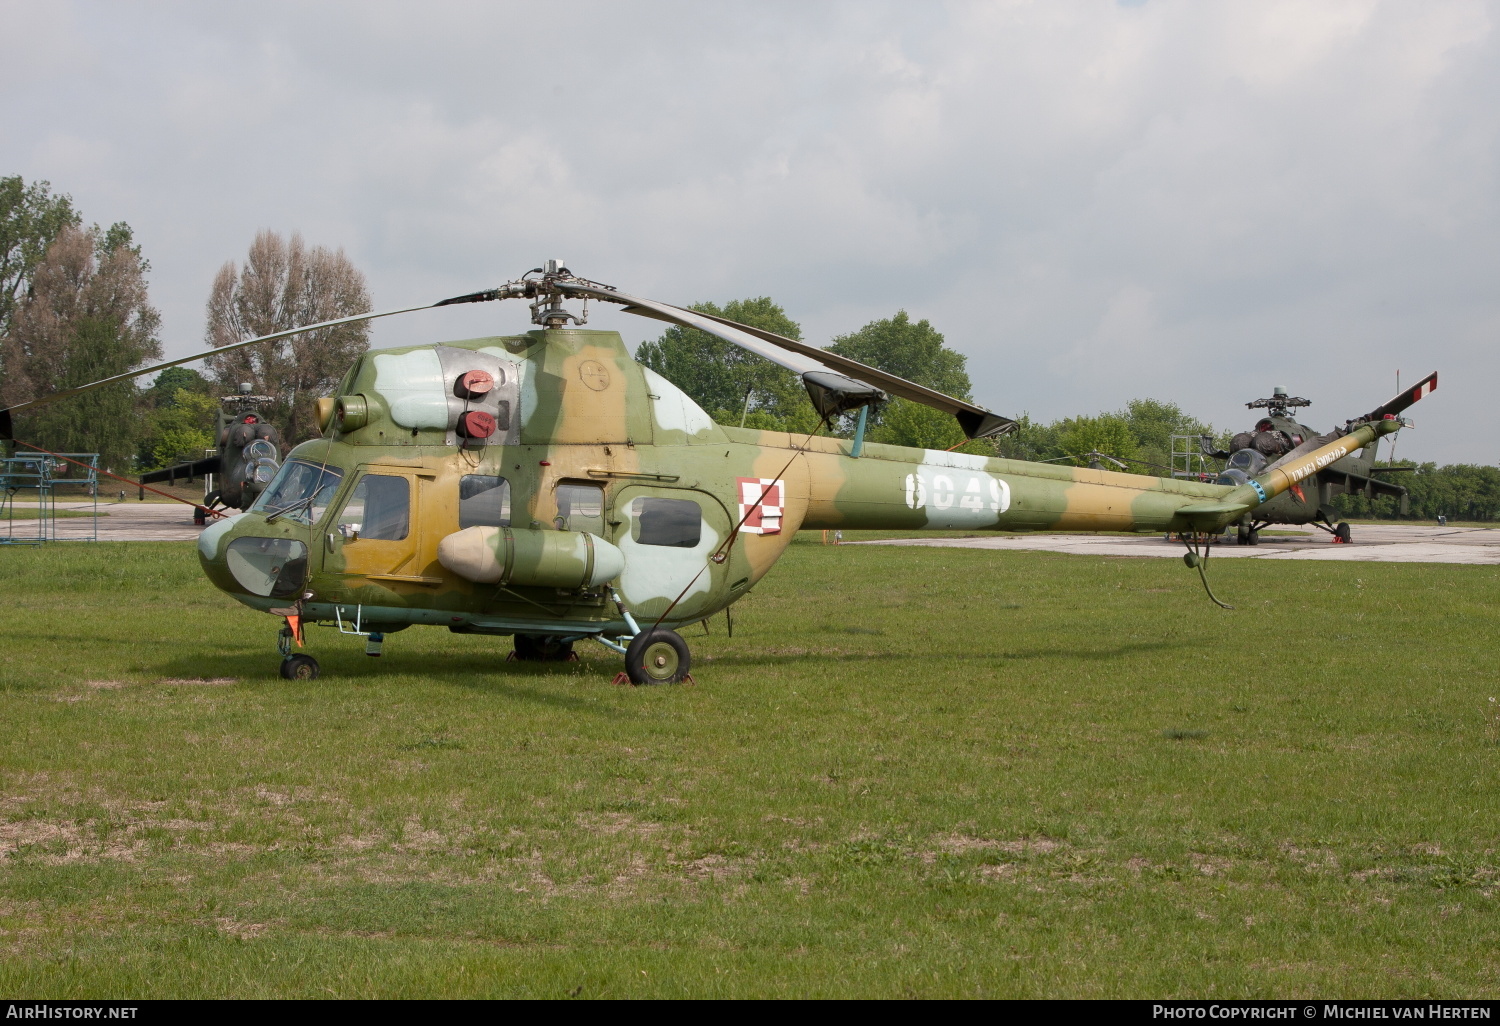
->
610 485 733 623
325 466 435 586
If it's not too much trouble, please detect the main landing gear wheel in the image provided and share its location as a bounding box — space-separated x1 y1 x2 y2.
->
1236 523 1251 546
1335 522 1352 544
279 654 319 680
512 634 577 662
624 629 691 685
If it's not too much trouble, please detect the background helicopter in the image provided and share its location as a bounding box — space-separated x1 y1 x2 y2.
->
0 262 1404 684
1204 377 1435 544
139 382 283 520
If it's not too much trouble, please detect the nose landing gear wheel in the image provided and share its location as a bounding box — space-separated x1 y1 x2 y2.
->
1335 522 1352 544
624 629 691 685
279 654 319 680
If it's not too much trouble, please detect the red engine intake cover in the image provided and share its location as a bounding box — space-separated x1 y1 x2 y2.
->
457 369 494 400
457 411 497 439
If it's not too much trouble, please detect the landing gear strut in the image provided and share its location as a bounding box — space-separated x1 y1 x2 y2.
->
1312 517 1353 543
276 621 318 680
601 590 694 685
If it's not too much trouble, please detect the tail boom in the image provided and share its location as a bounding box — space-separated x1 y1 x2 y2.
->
790 418 1399 537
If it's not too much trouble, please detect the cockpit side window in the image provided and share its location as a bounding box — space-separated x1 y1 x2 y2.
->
252 460 344 524
337 474 410 541
459 475 511 529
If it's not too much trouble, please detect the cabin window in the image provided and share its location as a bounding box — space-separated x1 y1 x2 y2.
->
252 460 343 525
631 496 701 548
556 482 605 536
337 474 410 541
459 475 511 528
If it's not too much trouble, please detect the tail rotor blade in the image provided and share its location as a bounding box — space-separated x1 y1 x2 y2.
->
1363 371 1437 422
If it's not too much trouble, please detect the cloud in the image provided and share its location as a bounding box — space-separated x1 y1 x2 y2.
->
2 0 1495 461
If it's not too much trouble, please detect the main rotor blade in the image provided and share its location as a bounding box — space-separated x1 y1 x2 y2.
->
558 283 1016 439
1361 371 1437 422
688 307 1017 439
0 302 436 424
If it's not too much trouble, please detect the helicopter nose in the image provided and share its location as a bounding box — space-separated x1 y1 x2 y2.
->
197 514 310 601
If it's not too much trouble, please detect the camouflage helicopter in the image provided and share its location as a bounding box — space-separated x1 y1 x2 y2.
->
140 383 283 520
0 262 1409 683
1205 378 1435 545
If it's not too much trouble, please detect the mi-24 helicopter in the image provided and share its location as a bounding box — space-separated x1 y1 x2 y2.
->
1204 378 1436 545
0 262 1412 684
139 384 284 520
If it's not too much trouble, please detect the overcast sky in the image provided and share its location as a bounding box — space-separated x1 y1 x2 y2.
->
3 0 1496 462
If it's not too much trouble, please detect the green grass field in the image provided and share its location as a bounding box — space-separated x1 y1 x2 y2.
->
1 539 1496 998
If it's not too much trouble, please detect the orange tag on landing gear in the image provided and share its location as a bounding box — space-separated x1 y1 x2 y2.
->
286 615 304 647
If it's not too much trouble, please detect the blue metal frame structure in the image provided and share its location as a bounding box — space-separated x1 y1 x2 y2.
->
0 453 100 545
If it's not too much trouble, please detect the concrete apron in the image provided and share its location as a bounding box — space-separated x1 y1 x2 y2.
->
4 501 203 542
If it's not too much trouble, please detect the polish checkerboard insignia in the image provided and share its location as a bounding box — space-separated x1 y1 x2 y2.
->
737 477 784 535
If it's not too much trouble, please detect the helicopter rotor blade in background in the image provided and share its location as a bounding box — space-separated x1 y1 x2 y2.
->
139 455 221 485
557 282 1017 439
1361 371 1437 423
0 301 439 434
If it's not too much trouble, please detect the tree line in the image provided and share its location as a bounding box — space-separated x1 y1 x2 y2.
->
0 175 370 476
1329 463 1500 522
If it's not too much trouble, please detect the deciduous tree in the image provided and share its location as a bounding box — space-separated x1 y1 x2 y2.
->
1056 414 1139 467
137 383 219 471
827 311 974 403
204 231 371 444
827 311 988 452
0 176 80 340
635 297 807 425
145 366 214 407
0 223 161 470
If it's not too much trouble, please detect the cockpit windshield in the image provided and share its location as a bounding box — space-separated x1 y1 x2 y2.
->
244 439 278 461
1228 449 1268 475
251 460 344 524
